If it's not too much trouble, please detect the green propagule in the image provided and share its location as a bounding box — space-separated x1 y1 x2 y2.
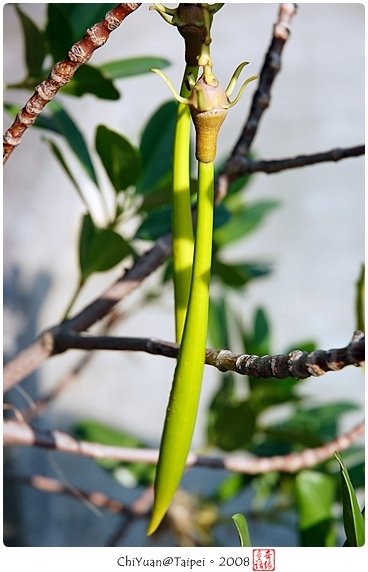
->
147 3 258 535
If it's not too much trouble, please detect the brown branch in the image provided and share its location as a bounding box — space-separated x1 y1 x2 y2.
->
3 235 172 393
2 3 362 395
53 329 365 380
4 472 152 520
3 3 141 164
217 3 297 200
4 419 364 474
5 473 128 514
106 487 153 546
227 145 365 176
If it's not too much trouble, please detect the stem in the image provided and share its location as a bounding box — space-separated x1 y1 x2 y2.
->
62 278 84 321
172 64 198 342
147 160 214 535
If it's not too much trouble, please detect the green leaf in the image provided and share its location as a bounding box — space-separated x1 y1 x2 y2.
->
207 399 256 452
5 100 98 185
57 4 116 40
43 138 89 211
62 64 119 100
73 419 154 485
355 264 365 331
253 308 270 355
46 4 75 63
213 200 279 247
15 6 46 78
95 125 141 193
334 452 365 547
100 56 170 80
48 100 98 186
211 474 249 504
232 513 252 547
295 470 336 547
208 296 230 349
138 100 177 194
135 205 171 241
79 214 134 281
74 419 142 448
212 258 271 288
262 402 359 447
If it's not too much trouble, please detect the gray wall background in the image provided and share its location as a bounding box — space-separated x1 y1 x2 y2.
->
3 3 364 547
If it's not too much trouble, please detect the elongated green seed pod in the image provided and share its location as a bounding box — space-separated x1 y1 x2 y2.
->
147 160 214 535
172 65 198 342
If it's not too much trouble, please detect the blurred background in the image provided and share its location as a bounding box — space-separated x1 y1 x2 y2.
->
3 3 364 547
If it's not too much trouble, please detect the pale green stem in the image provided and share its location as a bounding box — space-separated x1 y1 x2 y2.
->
62 277 84 321
147 160 214 535
172 64 198 342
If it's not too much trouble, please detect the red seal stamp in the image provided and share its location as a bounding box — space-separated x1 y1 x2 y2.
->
252 549 275 571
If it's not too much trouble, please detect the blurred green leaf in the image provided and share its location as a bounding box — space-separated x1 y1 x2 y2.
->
74 419 141 448
46 4 75 63
207 399 256 451
48 100 98 185
210 474 250 504
295 470 336 546
95 125 141 193
135 205 171 241
355 264 365 331
334 452 365 547
212 259 271 288
79 214 134 281
208 296 230 349
138 100 177 194
136 201 231 243
253 308 270 355
73 419 154 485
262 402 359 448
232 513 252 547
57 4 116 39
43 138 89 211
213 200 279 247
5 102 63 134
62 65 119 100
15 6 46 78
100 56 170 80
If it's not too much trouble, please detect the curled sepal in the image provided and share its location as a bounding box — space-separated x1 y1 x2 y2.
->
151 68 190 105
225 74 258 109
152 63 258 164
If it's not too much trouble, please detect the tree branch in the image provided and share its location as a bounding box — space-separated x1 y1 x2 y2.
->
217 3 298 199
227 145 365 176
4 472 129 514
4 419 364 474
3 3 141 164
3 235 172 392
3 2 363 395
53 329 365 380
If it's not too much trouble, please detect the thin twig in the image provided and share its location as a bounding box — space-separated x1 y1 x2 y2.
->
3 3 141 164
217 3 297 200
3 235 172 393
4 419 364 474
4 472 151 519
106 487 153 546
228 145 365 176
54 329 365 380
